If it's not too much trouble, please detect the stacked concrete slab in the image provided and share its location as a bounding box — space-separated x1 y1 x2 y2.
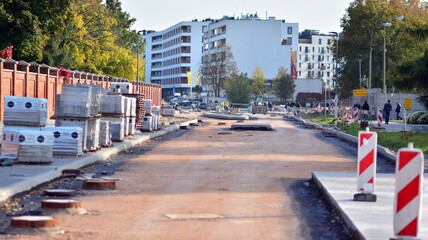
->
1 127 54 163
41 127 84 156
4 96 48 127
99 121 112 147
55 84 101 152
100 94 126 142
110 82 133 94
1 96 53 163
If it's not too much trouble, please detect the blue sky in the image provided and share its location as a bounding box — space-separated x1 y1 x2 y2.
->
120 0 354 34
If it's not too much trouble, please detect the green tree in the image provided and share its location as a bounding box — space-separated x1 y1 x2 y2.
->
339 0 427 98
200 45 238 97
224 73 252 104
250 65 266 96
272 67 295 102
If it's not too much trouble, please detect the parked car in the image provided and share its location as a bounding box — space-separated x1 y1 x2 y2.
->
179 99 192 106
199 102 207 109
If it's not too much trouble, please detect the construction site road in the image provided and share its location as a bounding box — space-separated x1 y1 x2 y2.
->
6 114 359 239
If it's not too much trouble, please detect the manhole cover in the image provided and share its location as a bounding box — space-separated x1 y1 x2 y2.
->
11 216 58 228
42 199 81 209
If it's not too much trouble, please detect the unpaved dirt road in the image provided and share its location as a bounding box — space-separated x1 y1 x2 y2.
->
6 114 357 239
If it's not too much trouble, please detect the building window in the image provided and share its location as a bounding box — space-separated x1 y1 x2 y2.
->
318 38 322 44
287 37 292 45
299 46 302 52
298 71 301 77
327 72 330 77
287 27 293 34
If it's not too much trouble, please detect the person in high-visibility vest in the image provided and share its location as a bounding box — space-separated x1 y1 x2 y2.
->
220 101 225 110
225 101 229 110
161 99 165 108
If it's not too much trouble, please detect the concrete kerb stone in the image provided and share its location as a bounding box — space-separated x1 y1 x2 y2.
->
0 121 192 204
311 171 364 240
300 118 398 164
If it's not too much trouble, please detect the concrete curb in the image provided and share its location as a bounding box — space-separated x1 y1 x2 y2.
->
201 112 249 120
0 120 192 203
292 118 398 164
311 172 365 240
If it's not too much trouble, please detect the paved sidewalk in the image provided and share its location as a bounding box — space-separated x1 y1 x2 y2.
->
313 171 428 240
0 121 195 203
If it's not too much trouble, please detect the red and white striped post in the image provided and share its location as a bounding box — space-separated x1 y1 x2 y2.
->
393 142 424 238
354 128 377 202
377 109 383 128
353 107 359 122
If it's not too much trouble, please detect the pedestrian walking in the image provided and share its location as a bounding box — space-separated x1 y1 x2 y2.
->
395 102 402 120
362 101 370 120
383 100 393 124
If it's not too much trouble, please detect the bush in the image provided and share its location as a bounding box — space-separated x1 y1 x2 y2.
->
417 112 428 124
407 111 425 124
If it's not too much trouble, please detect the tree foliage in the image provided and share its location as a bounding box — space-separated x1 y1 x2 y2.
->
199 45 238 97
0 0 142 81
339 0 428 98
250 65 266 96
224 73 252 104
272 67 295 102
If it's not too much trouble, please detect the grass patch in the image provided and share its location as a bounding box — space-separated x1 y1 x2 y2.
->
339 123 428 154
302 112 335 125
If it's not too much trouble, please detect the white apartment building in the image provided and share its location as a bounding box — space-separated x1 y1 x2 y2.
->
202 15 299 86
297 30 335 92
144 21 208 97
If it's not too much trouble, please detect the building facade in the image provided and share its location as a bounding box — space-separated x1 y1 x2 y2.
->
297 30 335 93
145 16 299 98
144 21 208 97
202 15 299 86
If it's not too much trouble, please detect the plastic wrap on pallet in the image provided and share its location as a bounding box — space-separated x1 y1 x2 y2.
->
144 99 152 114
100 95 126 115
1 128 53 163
124 117 130 136
130 98 137 117
41 127 83 156
141 115 153 132
56 84 100 117
99 121 112 147
101 117 125 142
55 118 89 151
124 97 132 117
86 118 100 151
3 96 48 126
128 117 136 135
110 82 133 94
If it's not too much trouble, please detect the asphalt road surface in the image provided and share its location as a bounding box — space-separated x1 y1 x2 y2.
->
3 114 362 239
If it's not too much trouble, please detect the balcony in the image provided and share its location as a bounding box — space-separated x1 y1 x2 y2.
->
181 46 191 54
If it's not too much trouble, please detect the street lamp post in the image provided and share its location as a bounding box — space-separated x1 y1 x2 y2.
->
382 22 391 99
329 31 339 128
136 30 146 94
382 16 403 101
357 59 362 88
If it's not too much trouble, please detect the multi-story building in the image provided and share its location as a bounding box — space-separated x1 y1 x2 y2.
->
144 21 208 97
297 30 335 92
145 15 299 98
202 15 299 88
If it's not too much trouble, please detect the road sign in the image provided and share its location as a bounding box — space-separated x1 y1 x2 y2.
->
353 89 367 97
404 98 412 110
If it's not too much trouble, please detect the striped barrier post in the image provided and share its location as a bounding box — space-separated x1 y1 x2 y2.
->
354 127 377 202
353 107 359 122
376 109 383 128
393 142 424 238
